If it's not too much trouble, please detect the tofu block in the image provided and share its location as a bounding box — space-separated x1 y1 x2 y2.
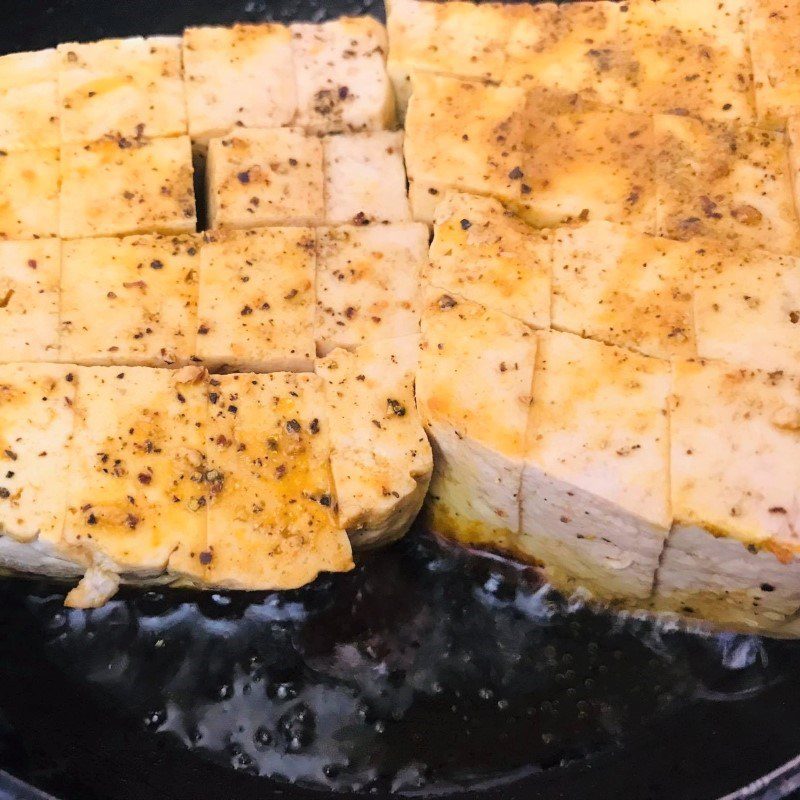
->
0 49 59 151
291 17 394 135
519 110 656 231
59 234 200 367
197 226 316 372
0 363 84 578
206 128 324 229
314 223 426 355
749 0 800 129
620 0 753 122
57 36 186 144
0 148 59 239
429 192 551 329
520 331 671 601
322 130 410 225
656 115 800 254
693 247 800 374
655 360 800 635
404 74 528 223
60 136 196 238
551 220 696 359
0 239 60 362
317 336 432 548
183 24 296 146
198 372 353 588
417 287 536 550
63 365 208 575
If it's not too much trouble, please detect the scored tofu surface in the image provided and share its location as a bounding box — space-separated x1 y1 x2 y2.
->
0 148 59 239
314 223 426 355
317 336 432 548
60 136 196 239
429 192 551 329
197 226 316 373
0 239 60 362
57 36 187 144
59 234 200 368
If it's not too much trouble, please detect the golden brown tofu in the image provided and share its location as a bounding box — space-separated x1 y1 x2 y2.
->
0 148 59 239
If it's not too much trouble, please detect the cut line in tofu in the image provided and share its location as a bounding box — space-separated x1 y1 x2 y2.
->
60 135 196 239
429 191 551 329
57 36 187 144
314 223 427 356
520 330 671 601
59 234 200 368
291 17 394 135
206 128 324 229
196 226 316 373
417 287 536 550
0 239 60 362
317 336 432 548
0 148 59 240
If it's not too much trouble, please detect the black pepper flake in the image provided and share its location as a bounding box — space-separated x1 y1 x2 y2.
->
137 472 152 485
790 311 799 324
761 583 775 592
387 398 406 417
521 184 531 194
3 450 16 461
209 392 219 404
319 494 331 507
286 419 301 433
228 404 238 414
237 170 250 184
240 305 253 316
309 418 320 434
198 324 209 335
150 259 164 270
438 294 457 310
0 487 9 499
338 85 349 100
199 550 213 565
460 218 471 230
508 166 524 180
176 392 186 403
86 513 97 525
66 372 74 382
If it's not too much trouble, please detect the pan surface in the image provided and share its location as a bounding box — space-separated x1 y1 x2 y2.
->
1 2 800 799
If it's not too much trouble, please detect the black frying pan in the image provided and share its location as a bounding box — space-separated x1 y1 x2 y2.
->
1 2 800 799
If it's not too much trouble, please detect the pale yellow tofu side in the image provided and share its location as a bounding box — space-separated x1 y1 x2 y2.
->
200 371 353 589
0 239 60 362
57 36 187 144
0 148 59 239
183 24 297 145
314 223 426 356
206 128 324 229
551 220 696 359
63 365 208 574
655 114 800 254
196 226 316 372
59 234 200 367
429 191 551 329
60 136 196 238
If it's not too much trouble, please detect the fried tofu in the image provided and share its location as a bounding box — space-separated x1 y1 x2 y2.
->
60 136 196 238
291 17 394 135
0 239 60 362
0 148 59 239
655 360 800 635
317 336 432 547
429 192 551 329
206 128 324 229
183 24 296 146
314 223 426 355
656 115 800 254
59 234 200 367
197 226 316 372
57 36 186 144
417 287 536 550
521 330 671 600
551 220 696 359
322 130 410 225
0 48 59 151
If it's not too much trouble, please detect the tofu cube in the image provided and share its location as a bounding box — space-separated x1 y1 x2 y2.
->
198 372 353 589
429 191 551 329
206 128 324 229
183 24 297 146
551 220 696 359
521 330 671 600
59 234 200 367
57 36 186 144
60 135 196 238
197 226 316 372
323 130 410 225
315 223 426 355
64 365 208 575
0 49 59 151
656 115 800 254
0 239 60 362
291 17 394 135
0 148 59 239
417 287 536 549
